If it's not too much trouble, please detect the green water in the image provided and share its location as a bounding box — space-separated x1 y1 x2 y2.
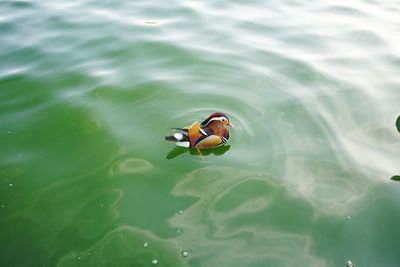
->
1 1 400 266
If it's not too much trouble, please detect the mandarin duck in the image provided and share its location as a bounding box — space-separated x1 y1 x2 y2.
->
165 112 233 149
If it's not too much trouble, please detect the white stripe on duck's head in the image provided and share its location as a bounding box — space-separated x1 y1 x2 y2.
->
201 112 233 128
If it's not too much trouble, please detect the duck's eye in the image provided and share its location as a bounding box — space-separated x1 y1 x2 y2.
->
221 118 226 122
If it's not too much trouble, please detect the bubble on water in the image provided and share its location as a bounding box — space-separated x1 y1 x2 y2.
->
1 204 5 208
257 174 261 177
7 130 12 134
144 20 158 25
346 216 351 220
143 242 148 248
99 203 104 207
77 256 82 260
181 250 189 257
9 183 13 187
151 259 158 265
176 229 181 233
347 260 354 267
178 210 183 214
87 252 91 256
18 154 22 158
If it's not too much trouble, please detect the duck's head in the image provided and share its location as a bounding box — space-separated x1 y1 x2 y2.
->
201 112 233 128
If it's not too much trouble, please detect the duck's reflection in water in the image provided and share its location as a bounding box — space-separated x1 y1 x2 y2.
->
166 145 230 159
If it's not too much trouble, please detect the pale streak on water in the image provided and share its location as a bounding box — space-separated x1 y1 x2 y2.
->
0 0 400 267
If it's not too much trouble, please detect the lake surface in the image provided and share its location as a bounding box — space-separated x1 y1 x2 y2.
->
1 0 400 266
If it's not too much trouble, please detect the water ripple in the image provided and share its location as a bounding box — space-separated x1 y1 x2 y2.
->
2 0 400 266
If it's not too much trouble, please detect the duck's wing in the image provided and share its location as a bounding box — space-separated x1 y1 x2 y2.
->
194 135 225 148
188 121 203 146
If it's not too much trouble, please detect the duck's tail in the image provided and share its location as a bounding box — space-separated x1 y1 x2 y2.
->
165 131 190 147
